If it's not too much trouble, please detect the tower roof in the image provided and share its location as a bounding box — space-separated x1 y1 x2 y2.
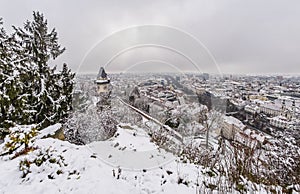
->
97 67 107 79
95 67 110 85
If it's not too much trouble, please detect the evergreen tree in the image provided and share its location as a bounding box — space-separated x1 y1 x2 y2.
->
0 12 75 130
12 12 66 128
57 63 75 121
0 18 10 130
0 18 22 129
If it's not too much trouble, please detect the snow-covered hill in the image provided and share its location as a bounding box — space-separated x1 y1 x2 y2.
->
0 124 207 194
0 124 288 194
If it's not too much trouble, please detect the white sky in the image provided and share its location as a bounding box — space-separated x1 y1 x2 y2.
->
1 0 300 74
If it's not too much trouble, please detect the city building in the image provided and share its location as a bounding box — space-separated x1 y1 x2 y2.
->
221 116 246 140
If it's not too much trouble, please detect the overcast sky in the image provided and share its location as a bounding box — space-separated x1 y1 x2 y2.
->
1 0 300 74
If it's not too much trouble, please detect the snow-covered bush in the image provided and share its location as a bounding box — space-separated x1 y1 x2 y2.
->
19 146 67 179
199 136 300 193
262 132 300 191
0 124 79 181
2 125 38 159
179 144 214 167
149 128 169 147
64 106 117 144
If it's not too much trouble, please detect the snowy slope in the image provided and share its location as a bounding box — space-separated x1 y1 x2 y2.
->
0 124 276 194
0 137 140 194
0 125 202 194
88 124 175 170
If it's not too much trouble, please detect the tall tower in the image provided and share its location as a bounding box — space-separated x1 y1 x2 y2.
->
95 67 110 95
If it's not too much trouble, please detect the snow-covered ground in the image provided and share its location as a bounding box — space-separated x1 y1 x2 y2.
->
0 137 138 194
0 124 207 194
88 125 175 170
1 123 287 194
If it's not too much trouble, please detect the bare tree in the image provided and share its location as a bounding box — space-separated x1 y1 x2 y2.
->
64 106 117 144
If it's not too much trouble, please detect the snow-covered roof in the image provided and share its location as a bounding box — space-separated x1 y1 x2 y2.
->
95 67 110 84
260 103 282 111
223 116 245 129
243 128 265 143
270 115 290 122
97 67 107 79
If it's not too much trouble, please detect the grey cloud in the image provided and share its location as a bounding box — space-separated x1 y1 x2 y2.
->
0 0 299 74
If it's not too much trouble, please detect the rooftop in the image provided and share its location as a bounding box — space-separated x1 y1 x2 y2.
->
97 67 108 80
